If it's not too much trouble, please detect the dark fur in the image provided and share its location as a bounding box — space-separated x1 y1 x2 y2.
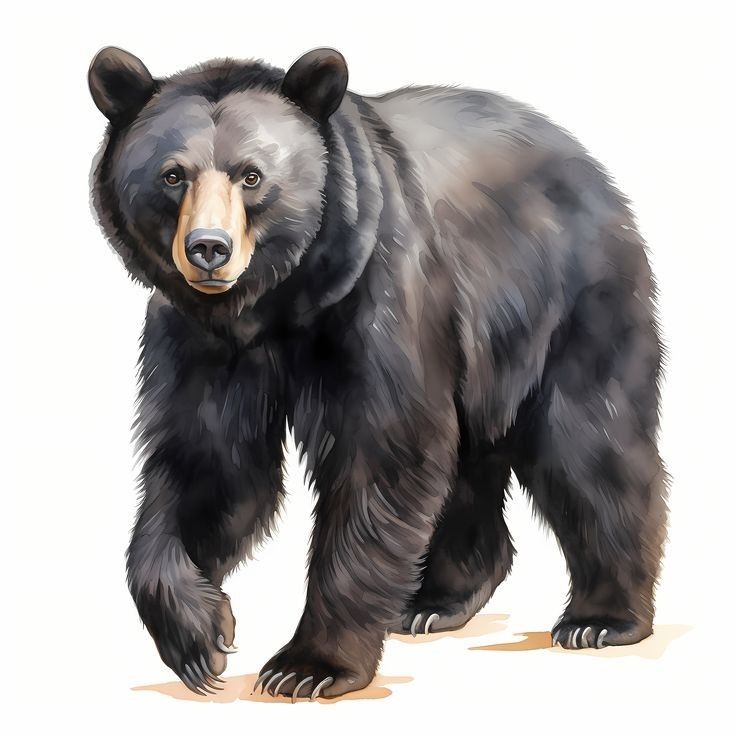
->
90 50 667 697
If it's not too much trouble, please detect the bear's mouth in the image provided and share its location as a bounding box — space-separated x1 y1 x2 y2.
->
190 278 237 286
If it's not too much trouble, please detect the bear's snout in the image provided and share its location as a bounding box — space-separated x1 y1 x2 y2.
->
170 169 254 294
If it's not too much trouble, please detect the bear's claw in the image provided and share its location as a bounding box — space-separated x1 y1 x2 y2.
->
264 671 283 693
259 668 336 701
252 669 273 694
258 645 370 700
182 662 222 695
258 635 376 700
397 600 481 636
423 612 440 634
310 676 334 701
216 634 238 654
180 667 205 696
273 672 296 696
199 653 225 684
291 676 314 702
409 611 441 636
552 623 609 649
550 617 651 650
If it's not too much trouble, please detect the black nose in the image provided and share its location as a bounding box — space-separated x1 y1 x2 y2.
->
184 228 233 271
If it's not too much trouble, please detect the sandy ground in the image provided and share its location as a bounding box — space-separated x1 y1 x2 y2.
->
134 614 690 704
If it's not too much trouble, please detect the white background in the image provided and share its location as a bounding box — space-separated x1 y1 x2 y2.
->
4 1 734 732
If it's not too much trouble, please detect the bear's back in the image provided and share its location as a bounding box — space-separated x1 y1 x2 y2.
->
369 85 622 230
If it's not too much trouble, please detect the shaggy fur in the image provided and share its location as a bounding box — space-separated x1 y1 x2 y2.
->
89 47 667 699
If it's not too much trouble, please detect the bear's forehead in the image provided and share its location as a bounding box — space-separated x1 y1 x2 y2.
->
118 89 314 175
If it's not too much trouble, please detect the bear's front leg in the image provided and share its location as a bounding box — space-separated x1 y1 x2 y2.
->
129 293 286 694
258 392 458 700
126 457 240 695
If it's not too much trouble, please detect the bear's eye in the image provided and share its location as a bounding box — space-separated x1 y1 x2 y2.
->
163 170 183 187
242 172 261 188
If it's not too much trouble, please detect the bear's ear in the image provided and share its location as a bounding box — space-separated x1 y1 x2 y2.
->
282 48 348 123
89 47 156 125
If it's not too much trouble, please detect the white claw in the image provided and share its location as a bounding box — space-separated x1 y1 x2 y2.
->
310 676 335 701
183 663 211 696
581 626 592 648
552 629 560 647
274 672 296 697
292 676 314 703
596 628 608 648
410 613 423 637
424 613 440 634
264 672 283 694
252 669 272 694
567 629 576 648
181 669 206 696
216 634 238 654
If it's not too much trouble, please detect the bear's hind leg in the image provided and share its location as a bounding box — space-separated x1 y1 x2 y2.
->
513 280 668 649
397 439 514 635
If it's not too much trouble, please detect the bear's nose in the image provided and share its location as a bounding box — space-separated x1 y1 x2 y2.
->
184 228 233 271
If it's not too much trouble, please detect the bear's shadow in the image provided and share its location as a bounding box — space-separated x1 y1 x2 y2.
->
468 624 691 659
133 614 691 703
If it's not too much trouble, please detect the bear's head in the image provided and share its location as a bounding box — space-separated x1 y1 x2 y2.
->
89 47 348 315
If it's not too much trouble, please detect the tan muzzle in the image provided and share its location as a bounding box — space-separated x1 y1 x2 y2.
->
172 170 254 294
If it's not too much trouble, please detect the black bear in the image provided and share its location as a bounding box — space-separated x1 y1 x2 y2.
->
89 47 668 699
